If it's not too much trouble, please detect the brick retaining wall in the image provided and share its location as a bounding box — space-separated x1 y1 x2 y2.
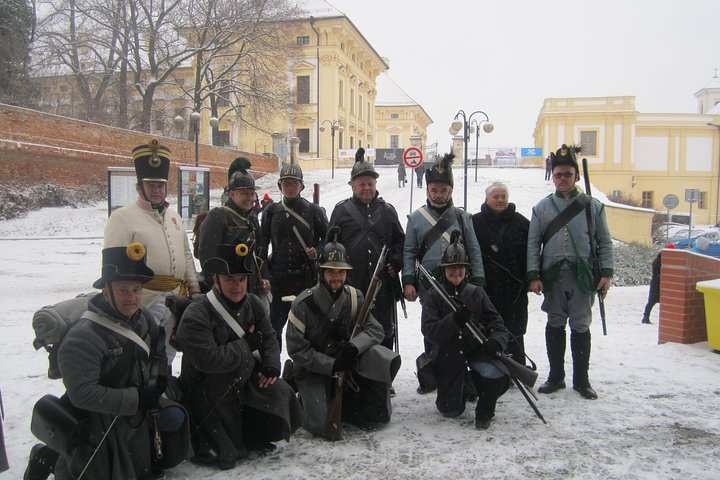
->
0 104 278 190
659 248 720 344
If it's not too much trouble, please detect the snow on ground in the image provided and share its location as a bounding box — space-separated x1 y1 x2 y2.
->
1 166 719 479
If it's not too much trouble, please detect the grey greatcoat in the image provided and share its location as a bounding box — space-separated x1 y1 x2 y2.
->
54 295 169 480
402 201 485 297
177 290 302 459
286 282 401 435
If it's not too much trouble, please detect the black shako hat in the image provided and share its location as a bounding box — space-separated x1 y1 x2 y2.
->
550 144 582 172
425 153 455 187
132 139 171 184
93 243 155 289
203 244 254 277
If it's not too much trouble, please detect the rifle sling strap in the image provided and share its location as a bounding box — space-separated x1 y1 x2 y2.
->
418 207 462 263
541 195 589 245
279 198 312 232
207 290 261 361
83 311 150 357
342 201 384 255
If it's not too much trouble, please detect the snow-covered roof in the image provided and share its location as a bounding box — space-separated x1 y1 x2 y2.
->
375 72 419 107
694 71 720 97
297 0 344 18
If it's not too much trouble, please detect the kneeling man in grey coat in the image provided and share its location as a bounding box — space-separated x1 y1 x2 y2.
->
286 231 401 439
177 244 302 470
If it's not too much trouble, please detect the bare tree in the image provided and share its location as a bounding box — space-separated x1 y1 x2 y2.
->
31 0 126 123
0 0 38 107
34 0 302 135
167 0 302 141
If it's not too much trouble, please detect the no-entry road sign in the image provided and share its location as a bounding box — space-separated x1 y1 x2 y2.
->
403 147 423 168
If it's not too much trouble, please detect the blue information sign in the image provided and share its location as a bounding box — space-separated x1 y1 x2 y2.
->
521 147 543 157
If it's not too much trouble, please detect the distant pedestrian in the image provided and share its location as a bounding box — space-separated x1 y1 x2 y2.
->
416 163 425 188
642 245 674 324
544 156 551 181
397 162 407 188
260 193 274 211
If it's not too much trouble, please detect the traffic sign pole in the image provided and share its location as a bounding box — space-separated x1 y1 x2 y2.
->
403 147 424 214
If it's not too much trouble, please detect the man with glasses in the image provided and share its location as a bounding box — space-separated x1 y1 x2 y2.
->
527 145 614 400
261 163 328 348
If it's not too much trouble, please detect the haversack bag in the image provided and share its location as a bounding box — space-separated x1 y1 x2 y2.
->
576 258 600 295
31 394 89 455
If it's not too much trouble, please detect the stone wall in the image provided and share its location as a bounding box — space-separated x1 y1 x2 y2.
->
0 104 278 191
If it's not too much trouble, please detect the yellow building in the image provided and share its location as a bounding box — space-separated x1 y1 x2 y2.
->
183 6 433 172
533 75 720 226
374 72 433 155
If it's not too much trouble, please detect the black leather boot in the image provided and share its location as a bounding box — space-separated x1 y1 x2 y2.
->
472 374 510 429
23 444 58 480
571 330 598 400
538 326 567 394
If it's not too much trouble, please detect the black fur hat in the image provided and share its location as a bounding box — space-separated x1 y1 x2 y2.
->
349 147 379 181
425 153 455 187
227 157 258 191
550 144 582 172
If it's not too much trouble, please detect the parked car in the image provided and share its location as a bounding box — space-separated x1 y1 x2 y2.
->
667 228 720 249
691 237 720 257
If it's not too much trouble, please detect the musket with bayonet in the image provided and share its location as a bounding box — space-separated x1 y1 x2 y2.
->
418 264 546 424
324 245 389 440
581 157 608 336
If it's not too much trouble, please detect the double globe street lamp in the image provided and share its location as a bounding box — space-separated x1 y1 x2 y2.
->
320 119 343 179
449 110 494 209
173 107 219 167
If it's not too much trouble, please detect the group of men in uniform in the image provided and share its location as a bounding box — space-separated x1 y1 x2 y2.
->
23 138 614 479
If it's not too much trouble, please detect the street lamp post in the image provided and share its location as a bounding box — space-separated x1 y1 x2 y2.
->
449 110 494 209
471 118 491 182
320 120 343 179
173 107 219 167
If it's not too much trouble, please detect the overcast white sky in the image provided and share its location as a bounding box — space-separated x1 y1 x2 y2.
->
305 0 720 153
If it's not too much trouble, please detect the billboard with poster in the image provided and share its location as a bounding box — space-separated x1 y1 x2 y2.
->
177 166 210 220
375 148 405 165
107 167 138 217
494 148 517 165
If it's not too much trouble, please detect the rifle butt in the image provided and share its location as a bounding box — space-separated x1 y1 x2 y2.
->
502 355 539 389
323 380 344 441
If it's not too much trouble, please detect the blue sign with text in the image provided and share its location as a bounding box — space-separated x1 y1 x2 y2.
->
521 148 543 157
